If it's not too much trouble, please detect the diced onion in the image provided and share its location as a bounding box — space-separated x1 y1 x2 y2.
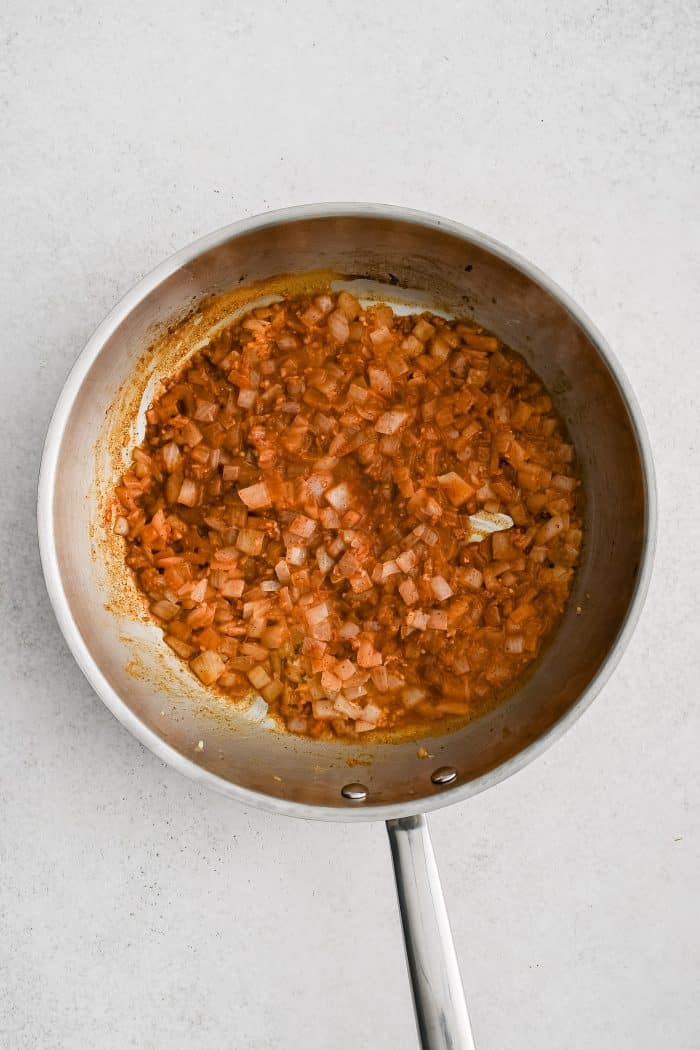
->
177 479 198 507
402 686 425 707
463 567 483 590
248 664 272 689
313 699 337 719
289 514 316 540
427 610 448 631
190 578 208 603
375 410 408 435
396 550 417 574
117 289 581 742
437 471 474 507
191 651 225 685
430 576 453 601
334 696 365 720
328 310 350 343
321 669 342 693
306 602 329 625
325 482 351 511
162 443 181 472
238 481 272 509
399 579 420 605
236 530 265 555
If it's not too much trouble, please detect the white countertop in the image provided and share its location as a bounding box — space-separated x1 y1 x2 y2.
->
2 2 698 1047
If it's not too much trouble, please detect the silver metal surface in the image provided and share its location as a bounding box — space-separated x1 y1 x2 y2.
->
387 815 475 1050
37 203 656 1050
431 767 458 786
341 783 369 801
37 203 656 821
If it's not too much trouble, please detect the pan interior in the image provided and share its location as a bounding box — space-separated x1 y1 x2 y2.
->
45 211 650 813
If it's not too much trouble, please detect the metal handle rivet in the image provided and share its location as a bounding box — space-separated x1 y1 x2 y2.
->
341 782 369 801
431 766 457 786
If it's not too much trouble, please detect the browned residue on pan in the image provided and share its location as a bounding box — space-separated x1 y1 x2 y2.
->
345 754 373 768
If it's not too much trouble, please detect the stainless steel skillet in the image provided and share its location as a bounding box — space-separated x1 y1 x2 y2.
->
38 204 655 1049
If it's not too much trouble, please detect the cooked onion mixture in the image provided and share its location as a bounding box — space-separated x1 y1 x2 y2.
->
115 290 582 738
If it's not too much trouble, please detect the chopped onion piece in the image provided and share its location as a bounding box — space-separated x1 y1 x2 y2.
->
402 686 425 707
181 421 203 447
248 664 272 690
368 366 393 397
380 559 399 580
162 443 181 472
399 578 420 605
316 547 334 575
375 410 408 435
357 638 382 668
328 310 350 343
321 670 342 694
406 609 429 631
535 516 565 545
313 699 337 719
286 544 307 566
221 578 245 598
413 523 438 546
306 602 329 625
241 641 268 661
396 550 418 574
335 659 355 681
361 702 382 724
343 684 368 701
191 651 225 685
260 623 285 648
325 482 351 511
238 481 272 509
370 666 389 691
427 610 449 631
177 479 198 507
165 635 195 659
190 578 208 603
289 514 316 540
349 570 373 594
437 471 474 507
236 529 265 556
334 696 364 720
463 567 483 590
274 559 292 583
430 575 453 601
151 599 179 621
370 325 393 347
553 473 577 492
261 678 283 702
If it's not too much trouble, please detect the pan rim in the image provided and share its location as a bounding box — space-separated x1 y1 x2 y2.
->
37 202 657 822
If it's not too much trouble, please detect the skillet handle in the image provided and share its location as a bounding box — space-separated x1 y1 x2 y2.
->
386 815 475 1050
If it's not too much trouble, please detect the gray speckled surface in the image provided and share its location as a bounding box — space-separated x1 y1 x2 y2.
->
1 2 699 1048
